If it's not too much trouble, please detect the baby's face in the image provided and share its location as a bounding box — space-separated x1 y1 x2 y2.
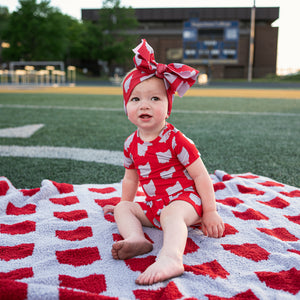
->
126 77 169 137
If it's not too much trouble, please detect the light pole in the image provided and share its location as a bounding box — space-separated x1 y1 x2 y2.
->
248 0 256 82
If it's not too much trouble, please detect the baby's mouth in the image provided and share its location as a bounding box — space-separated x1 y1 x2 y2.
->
139 114 152 119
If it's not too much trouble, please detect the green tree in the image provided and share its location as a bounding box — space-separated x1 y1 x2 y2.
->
0 6 10 40
2 0 70 61
63 15 86 62
0 6 10 65
80 20 103 61
98 0 139 73
1 0 139 74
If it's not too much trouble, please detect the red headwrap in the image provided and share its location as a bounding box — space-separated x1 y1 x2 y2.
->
123 39 199 115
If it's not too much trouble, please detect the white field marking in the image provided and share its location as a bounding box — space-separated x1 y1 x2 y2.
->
0 145 123 166
0 104 123 112
0 124 44 138
173 110 300 117
0 104 299 117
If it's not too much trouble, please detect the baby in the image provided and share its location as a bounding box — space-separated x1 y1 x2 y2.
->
104 39 224 285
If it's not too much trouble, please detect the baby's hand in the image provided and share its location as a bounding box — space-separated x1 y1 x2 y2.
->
201 210 224 238
103 205 115 215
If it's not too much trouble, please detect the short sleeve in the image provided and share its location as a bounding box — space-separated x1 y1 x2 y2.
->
173 131 200 167
124 133 135 169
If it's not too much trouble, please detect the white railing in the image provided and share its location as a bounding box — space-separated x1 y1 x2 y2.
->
0 64 76 86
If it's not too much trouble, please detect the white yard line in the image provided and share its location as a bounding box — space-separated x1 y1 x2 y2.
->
0 104 299 117
0 145 123 166
0 104 123 112
0 124 44 138
172 110 300 117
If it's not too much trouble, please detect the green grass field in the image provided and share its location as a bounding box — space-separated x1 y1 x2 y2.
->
0 89 299 188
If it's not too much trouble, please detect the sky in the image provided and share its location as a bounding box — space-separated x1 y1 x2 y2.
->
1 0 300 75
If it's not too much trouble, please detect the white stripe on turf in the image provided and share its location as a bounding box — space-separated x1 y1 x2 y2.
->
0 145 123 166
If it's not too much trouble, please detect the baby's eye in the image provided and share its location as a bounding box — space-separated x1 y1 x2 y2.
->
151 96 160 101
130 97 139 102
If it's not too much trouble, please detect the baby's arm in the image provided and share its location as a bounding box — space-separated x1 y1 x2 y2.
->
121 168 139 202
186 158 224 238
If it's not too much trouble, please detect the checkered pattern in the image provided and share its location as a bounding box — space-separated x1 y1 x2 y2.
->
0 171 299 299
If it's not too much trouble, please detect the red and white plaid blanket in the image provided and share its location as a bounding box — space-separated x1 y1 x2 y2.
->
0 170 299 299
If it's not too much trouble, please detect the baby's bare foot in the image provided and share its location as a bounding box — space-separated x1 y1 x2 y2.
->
135 254 184 285
112 239 153 260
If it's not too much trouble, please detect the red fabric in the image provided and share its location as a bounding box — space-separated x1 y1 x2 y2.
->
54 210 88 221
0 243 34 261
184 260 230 279
49 196 80 205
0 180 9 196
221 243 270 262
56 247 101 266
257 227 298 241
0 280 28 300
124 123 200 200
133 281 183 300
0 220 36 234
56 226 93 241
59 274 107 294
6 202 36 215
0 268 34 280
123 39 199 115
256 268 300 295
124 123 201 228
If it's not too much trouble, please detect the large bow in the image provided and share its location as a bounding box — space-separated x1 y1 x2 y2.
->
123 39 199 114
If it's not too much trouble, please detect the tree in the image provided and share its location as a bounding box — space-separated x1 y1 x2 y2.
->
63 15 86 62
79 20 103 62
2 0 70 61
0 6 10 66
0 6 10 40
1 0 139 74
97 0 139 73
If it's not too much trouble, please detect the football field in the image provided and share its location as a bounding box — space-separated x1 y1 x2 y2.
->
0 85 299 188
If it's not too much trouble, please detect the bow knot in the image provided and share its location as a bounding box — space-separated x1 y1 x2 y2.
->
156 64 167 78
123 39 199 115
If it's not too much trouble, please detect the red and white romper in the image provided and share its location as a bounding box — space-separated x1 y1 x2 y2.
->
124 123 202 229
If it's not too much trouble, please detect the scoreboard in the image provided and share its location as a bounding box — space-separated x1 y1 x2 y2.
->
183 20 239 64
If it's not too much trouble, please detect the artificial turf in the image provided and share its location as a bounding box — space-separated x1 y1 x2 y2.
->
0 92 299 188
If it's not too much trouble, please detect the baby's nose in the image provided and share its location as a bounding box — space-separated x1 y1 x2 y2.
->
140 99 150 109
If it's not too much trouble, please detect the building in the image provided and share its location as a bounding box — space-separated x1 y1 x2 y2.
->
82 7 279 79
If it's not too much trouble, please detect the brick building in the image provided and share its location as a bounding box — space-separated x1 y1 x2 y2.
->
82 7 279 79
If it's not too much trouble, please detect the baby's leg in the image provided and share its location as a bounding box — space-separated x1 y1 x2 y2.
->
112 201 153 260
136 200 200 285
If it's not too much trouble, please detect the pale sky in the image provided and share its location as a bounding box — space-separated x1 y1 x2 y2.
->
1 0 300 74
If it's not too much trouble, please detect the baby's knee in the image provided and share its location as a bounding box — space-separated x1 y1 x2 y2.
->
115 200 131 211
115 201 137 215
160 203 178 221
160 200 200 224
114 201 132 220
